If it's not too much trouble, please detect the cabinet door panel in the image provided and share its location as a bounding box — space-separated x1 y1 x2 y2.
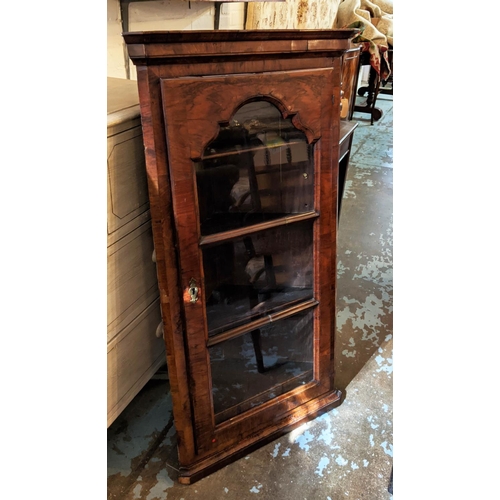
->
160 68 337 455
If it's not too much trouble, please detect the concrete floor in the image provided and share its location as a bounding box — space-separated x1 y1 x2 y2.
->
107 94 393 500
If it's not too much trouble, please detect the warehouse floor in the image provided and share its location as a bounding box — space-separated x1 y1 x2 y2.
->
107 93 394 500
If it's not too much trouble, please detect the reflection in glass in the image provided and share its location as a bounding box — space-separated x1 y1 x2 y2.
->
210 308 315 423
196 100 318 424
203 221 314 337
195 101 314 235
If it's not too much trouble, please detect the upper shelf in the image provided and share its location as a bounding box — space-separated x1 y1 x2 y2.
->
201 138 304 161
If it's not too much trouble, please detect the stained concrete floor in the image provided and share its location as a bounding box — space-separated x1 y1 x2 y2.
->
107 94 393 500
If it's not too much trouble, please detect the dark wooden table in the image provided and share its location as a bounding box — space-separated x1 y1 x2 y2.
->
338 120 358 217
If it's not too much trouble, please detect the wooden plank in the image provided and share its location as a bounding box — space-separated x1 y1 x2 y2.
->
199 212 319 247
207 298 318 346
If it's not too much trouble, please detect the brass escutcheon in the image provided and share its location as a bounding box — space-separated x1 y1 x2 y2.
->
188 278 199 303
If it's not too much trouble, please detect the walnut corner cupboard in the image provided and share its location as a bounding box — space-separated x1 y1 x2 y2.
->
122 29 359 484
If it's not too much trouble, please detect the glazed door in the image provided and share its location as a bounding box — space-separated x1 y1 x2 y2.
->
161 69 339 456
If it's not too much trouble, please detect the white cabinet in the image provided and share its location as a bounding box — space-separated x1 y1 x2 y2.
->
107 77 165 427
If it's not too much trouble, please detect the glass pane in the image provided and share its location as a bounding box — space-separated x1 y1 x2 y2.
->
204 220 314 337
210 308 315 424
195 101 314 236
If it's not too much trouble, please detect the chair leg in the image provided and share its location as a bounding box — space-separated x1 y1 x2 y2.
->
354 63 383 123
368 66 381 125
243 239 279 374
251 329 266 373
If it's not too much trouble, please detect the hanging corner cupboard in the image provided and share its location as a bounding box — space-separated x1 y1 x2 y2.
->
122 29 359 484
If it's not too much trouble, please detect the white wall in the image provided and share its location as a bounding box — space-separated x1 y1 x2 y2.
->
128 0 214 31
108 0 127 79
218 2 245 30
107 0 245 80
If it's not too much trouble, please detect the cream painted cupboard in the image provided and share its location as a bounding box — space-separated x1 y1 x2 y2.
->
107 77 165 427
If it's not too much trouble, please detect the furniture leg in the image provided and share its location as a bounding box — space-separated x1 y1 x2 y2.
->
354 58 383 124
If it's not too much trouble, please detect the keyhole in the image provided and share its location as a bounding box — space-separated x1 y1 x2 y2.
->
188 279 199 303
